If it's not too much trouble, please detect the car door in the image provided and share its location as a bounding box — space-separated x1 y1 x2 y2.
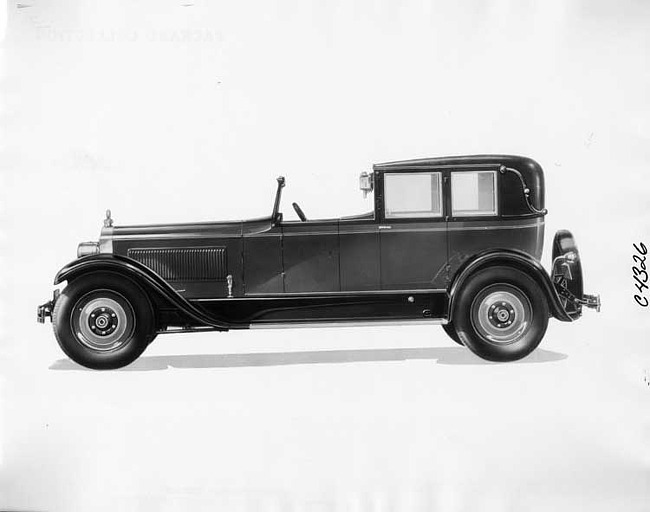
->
339 212 380 291
243 219 284 295
281 220 340 293
378 170 448 290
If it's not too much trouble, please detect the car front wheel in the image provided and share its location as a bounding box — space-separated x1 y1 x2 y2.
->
453 266 549 362
52 273 155 370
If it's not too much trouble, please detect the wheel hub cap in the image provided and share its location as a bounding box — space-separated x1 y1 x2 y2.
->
88 307 119 336
472 287 531 344
72 294 133 351
489 302 516 328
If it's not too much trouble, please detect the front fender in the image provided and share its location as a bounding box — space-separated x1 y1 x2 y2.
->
54 254 229 330
448 249 573 322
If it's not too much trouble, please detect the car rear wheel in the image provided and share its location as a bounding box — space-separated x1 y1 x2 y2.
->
52 273 155 370
442 322 463 345
453 266 549 362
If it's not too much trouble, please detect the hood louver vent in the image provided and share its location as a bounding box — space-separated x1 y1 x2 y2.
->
127 247 227 281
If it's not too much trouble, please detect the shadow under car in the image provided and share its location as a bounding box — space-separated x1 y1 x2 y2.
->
49 346 568 372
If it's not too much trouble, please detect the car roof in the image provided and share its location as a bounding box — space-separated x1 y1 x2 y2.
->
373 154 542 172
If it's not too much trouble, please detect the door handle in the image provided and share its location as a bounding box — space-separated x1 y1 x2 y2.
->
378 225 392 230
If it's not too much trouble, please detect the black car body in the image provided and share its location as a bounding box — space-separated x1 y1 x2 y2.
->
38 155 600 369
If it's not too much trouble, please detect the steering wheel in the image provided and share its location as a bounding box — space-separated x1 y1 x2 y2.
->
292 202 307 222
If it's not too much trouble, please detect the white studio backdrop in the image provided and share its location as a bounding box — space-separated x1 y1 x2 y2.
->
1 0 650 511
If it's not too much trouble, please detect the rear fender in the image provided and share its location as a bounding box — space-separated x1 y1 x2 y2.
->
54 254 229 330
448 249 573 322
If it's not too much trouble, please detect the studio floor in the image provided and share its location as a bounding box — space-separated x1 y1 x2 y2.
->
2 313 649 511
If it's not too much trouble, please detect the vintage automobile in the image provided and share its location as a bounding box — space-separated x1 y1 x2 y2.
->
38 155 600 369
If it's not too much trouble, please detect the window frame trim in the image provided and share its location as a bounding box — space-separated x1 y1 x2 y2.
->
450 170 499 218
383 171 444 220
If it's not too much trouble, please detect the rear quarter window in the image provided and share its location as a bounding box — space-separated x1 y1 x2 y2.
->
451 171 498 216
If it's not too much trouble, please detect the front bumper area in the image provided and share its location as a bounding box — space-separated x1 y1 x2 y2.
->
37 289 59 323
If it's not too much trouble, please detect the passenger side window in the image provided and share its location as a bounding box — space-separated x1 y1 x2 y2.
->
384 172 442 219
451 171 497 216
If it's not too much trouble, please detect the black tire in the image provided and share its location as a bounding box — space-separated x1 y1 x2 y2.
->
52 273 155 370
442 322 464 346
453 266 549 362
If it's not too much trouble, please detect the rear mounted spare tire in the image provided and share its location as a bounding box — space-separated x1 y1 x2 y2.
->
552 230 584 319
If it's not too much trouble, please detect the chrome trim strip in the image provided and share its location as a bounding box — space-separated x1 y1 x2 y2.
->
339 222 540 235
249 319 448 329
281 231 338 237
157 326 221 335
194 289 447 300
339 230 378 235
381 222 540 234
447 223 541 232
374 162 500 171
112 233 243 241
109 218 541 242
380 226 446 233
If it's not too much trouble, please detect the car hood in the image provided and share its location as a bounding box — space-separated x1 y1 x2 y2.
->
103 216 275 241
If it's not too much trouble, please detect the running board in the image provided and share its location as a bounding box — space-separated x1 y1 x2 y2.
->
250 319 448 329
157 318 448 334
